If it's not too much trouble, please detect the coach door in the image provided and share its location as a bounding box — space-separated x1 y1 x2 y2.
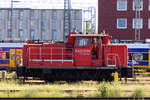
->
9 49 22 68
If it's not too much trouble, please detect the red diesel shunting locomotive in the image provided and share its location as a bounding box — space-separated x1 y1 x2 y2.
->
17 32 132 81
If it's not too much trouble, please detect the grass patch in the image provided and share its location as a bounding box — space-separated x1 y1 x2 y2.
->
0 78 149 97
97 81 122 97
131 88 145 98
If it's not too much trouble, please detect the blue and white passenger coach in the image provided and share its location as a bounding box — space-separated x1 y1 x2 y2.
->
127 43 150 70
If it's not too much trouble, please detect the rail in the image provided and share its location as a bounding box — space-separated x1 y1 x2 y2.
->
28 47 74 63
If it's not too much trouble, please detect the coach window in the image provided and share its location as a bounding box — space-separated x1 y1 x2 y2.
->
11 52 15 60
0 52 2 59
6 52 9 60
77 37 90 47
143 53 148 60
0 52 5 59
128 53 132 60
133 53 143 60
0 52 9 60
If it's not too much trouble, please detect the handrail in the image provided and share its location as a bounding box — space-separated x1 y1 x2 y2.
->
28 47 74 63
106 53 121 67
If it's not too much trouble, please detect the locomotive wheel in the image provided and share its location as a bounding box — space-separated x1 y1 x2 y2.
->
43 74 55 83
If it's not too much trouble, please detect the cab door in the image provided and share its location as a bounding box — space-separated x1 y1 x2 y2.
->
74 37 92 66
9 49 22 68
91 37 101 66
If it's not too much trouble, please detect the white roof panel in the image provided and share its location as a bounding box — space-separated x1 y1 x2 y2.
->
127 44 150 48
0 43 26 47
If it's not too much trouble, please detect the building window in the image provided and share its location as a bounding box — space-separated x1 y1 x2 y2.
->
52 10 57 20
52 20 56 30
133 0 143 11
149 0 150 10
0 29 2 40
117 0 127 11
49 20 51 29
41 10 46 19
7 29 12 38
8 10 11 20
18 20 23 29
30 10 35 19
75 11 82 20
18 29 24 38
30 20 34 29
117 18 127 29
30 30 35 40
7 21 11 29
41 30 45 40
41 21 45 29
52 29 57 41
148 19 150 29
0 11 2 19
18 11 24 20
133 18 143 29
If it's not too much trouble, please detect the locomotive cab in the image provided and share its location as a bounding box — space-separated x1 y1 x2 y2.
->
72 34 102 67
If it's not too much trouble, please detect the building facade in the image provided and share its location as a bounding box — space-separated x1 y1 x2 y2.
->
98 0 150 40
0 8 82 41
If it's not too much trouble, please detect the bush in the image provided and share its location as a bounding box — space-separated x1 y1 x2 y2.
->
98 82 122 97
98 82 111 97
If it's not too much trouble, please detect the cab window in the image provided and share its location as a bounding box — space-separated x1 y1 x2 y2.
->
77 37 90 47
92 38 98 45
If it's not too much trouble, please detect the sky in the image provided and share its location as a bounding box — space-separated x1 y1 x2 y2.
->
0 0 98 10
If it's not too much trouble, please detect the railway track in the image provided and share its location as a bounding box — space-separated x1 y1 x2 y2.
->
2 77 150 84
0 98 148 100
1 76 150 94
0 75 149 98
0 89 149 94
120 72 150 84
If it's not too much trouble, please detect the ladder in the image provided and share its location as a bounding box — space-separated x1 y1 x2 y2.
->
63 0 71 40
